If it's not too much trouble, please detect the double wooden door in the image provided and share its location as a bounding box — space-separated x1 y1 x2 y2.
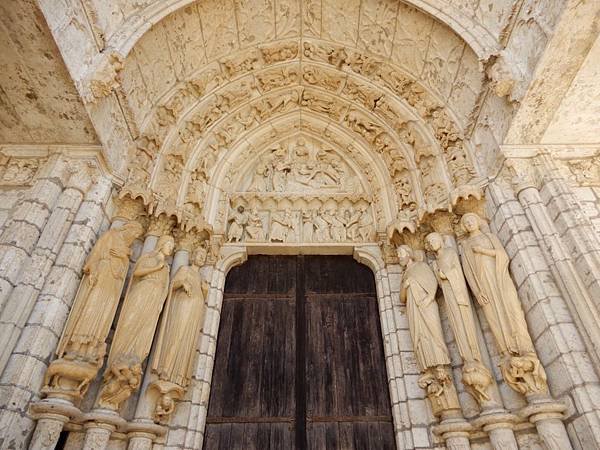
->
204 256 395 450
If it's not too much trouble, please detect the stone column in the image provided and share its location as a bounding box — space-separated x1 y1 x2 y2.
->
29 399 81 450
473 409 519 450
433 414 472 450
509 158 600 372
0 177 113 450
0 162 93 372
0 154 70 313
81 409 126 450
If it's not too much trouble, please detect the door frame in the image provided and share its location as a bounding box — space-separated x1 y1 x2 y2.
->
170 243 413 450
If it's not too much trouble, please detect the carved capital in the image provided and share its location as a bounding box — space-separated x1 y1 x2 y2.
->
504 157 541 194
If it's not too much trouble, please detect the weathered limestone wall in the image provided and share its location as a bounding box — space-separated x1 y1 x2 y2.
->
0 153 113 449
485 166 600 449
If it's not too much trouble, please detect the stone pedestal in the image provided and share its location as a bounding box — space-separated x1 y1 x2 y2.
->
472 409 518 450
29 399 81 450
81 409 126 450
520 396 572 450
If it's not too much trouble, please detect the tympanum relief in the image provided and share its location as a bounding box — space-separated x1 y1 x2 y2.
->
226 136 376 244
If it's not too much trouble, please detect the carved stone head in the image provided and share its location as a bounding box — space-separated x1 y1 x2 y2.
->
424 232 443 253
460 213 481 234
193 245 208 267
157 235 175 256
396 245 413 267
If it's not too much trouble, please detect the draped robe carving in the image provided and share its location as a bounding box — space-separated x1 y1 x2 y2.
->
398 245 459 417
399 246 449 370
98 235 175 409
425 232 492 404
43 222 143 400
459 213 547 395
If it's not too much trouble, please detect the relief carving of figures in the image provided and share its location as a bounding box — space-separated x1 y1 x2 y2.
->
398 245 460 417
43 222 143 401
459 213 548 396
270 209 294 242
302 210 316 242
322 208 346 242
246 209 266 242
425 232 492 404
150 248 209 422
98 235 175 410
314 208 331 241
260 42 298 64
0 157 42 185
227 205 249 242
244 138 357 195
357 206 375 242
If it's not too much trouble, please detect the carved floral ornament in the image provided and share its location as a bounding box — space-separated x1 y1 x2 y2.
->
119 40 482 240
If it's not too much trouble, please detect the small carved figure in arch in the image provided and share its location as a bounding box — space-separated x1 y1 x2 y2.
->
227 205 249 242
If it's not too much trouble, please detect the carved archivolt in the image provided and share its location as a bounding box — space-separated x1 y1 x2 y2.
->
120 39 482 240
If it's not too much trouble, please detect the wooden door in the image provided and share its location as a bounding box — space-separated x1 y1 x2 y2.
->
204 256 395 450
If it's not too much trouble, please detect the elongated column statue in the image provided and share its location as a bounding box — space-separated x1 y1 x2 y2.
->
425 232 493 405
398 245 461 417
97 235 175 410
41 221 144 402
459 213 547 396
148 246 209 423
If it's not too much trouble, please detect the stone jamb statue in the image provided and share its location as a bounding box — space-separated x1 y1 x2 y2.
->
149 246 209 423
425 232 493 406
97 234 176 410
398 244 461 418
459 212 548 396
42 221 144 402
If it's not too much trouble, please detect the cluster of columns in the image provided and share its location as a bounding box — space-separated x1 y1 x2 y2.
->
0 154 113 449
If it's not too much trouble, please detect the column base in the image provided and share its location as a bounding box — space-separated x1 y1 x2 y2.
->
29 399 81 450
520 396 572 450
472 408 519 450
